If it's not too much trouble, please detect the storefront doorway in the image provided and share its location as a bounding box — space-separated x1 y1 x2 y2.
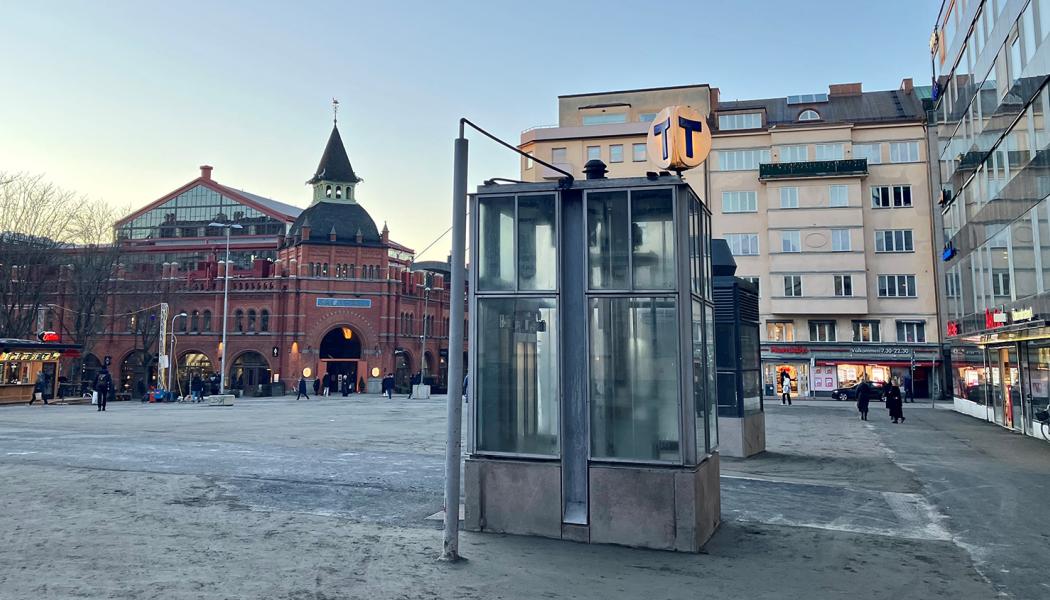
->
1022 343 1050 440
765 363 808 397
987 345 1023 432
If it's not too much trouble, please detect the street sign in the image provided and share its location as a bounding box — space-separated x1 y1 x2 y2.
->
646 105 712 172
272 346 280 358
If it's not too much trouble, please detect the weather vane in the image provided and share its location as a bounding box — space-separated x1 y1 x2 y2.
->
332 97 339 124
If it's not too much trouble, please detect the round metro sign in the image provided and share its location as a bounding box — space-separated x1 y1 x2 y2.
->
646 105 712 172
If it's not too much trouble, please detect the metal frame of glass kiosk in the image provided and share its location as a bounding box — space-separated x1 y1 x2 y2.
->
469 176 716 526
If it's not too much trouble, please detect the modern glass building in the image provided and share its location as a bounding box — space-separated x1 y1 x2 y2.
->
932 0 1050 440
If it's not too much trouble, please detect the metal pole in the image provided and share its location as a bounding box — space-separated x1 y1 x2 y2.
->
441 133 467 561
220 227 231 395
421 287 430 383
168 315 177 393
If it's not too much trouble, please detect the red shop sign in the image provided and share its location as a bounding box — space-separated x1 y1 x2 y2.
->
770 346 808 354
946 321 960 336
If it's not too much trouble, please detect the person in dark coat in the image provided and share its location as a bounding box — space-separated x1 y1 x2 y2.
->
94 368 113 412
29 371 49 405
382 372 395 400
296 376 310 400
341 375 350 397
322 372 331 397
903 375 914 403
856 377 872 421
312 377 320 396
886 379 905 424
191 375 203 402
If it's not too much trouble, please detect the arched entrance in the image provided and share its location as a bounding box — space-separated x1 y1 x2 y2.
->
229 351 271 393
320 326 362 393
80 354 102 391
176 352 214 396
120 350 157 399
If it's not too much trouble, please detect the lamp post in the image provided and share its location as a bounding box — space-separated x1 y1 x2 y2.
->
167 311 188 394
208 222 243 395
421 286 431 385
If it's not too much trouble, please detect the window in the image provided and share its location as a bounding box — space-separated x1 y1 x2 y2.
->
247 309 257 332
479 194 557 291
260 309 269 332
834 274 853 297
322 263 329 277
853 143 882 164
783 275 802 296
829 185 849 207
551 147 567 164
798 109 820 121
779 187 799 208
587 146 601 161
814 143 844 160
718 112 762 130
992 270 1011 296
335 186 342 199
639 112 657 122
202 310 212 331
725 233 759 256
234 309 244 332
877 274 917 297
609 144 624 163
831 229 851 251
779 145 807 163
787 93 828 104
177 314 188 333
525 152 534 170
325 185 332 198
632 143 646 162
767 321 795 341
190 310 199 332
582 113 627 126
717 149 771 171
871 185 912 208
742 276 760 293
852 320 881 342
889 141 920 163
722 191 757 213
587 188 674 290
781 230 801 252
945 271 961 298
809 321 836 342
897 321 926 343
875 229 914 252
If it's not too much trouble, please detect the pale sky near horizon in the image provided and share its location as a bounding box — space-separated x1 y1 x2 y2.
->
0 0 937 259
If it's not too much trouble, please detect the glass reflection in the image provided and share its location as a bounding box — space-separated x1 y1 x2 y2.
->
517 195 556 291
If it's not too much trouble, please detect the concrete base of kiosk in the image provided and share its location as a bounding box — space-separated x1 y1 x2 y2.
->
206 394 235 406
464 454 721 552
411 384 431 399
718 412 766 458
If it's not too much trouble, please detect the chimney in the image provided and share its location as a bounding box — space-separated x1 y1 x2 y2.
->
329 225 337 242
828 83 862 97
583 159 608 180
709 87 720 112
200 165 213 180
900 78 914 94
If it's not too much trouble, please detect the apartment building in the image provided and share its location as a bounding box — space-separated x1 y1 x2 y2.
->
932 0 1050 441
520 82 942 398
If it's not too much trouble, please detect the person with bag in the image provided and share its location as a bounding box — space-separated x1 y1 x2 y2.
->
94 368 113 412
29 371 49 405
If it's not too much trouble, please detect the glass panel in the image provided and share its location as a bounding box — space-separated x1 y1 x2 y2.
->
478 196 515 290
587 191 630 289
631 188 675 289
705 303 717 450
517 194 557 291
476 298 559 455
590 297 680 461
693 301 707 453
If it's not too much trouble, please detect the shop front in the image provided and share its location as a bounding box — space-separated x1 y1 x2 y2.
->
0 339 82 404
762 343 941 399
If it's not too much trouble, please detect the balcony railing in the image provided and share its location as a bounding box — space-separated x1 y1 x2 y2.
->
759 158 868 180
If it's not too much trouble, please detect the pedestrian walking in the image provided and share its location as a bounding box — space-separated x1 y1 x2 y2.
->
382 372 394 400
312 377 320 396
341 375 350 397
903 374 914 403
886 379 905 424
780 369 793 406
856 376 872 421
29 371 49 405
407 372 421 399
191 375 203 402
94 368 113 412
322 372 331 397
296 376 310 400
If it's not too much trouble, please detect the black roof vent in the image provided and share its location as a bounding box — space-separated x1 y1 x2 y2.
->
583 159 608 179
711 239 737 276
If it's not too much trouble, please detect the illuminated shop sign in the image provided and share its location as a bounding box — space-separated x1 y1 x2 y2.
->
946 321 960 336
0 351 62 361
769 346 808 354
1011 307 1035 322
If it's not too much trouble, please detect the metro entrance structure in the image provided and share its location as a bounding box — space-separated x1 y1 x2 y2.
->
463 169 721 551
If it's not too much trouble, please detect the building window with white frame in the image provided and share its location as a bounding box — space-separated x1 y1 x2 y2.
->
945 271 961 298
877 274 917 297
767 320 795 341
722 191 757 213
815 143 844 160
583 113 627 126
725 233 759 256
638 112 657 122
991 270 1011 296
853 143 882 164
829 185 849 207
783 274 803 297
852 320 881 342
809 320 836 342
798 109 821 122
834 274 853 296
717 148 771 171
609 144 624 163
718 112 762 130
552 147 567 164
889 141 920 163
831 229 851 251
779 145 808 163
632 143 646 162
780 187 799 208
875 229 914 252
781 230 801 252
896 321 926 343
871 185 912 208
587 146 601 161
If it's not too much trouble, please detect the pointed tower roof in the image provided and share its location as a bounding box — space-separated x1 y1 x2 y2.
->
307 125 361 185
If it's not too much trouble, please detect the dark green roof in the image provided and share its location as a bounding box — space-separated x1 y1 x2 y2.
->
307 125 361 185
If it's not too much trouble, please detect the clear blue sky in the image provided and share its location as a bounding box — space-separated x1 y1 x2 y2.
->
0 0 938 258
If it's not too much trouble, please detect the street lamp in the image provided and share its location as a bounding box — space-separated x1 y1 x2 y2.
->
207 221 243 395
421 285 431 385
167 311 188 394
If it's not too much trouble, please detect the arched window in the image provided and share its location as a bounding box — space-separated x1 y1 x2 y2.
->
325 185 333 198
335 186 342 199
322 263 329 277
798 109 820 122
178 313 188 333
260 309 270 332
349 264 356 278
247 309 257 332
190 310 200 332
234 309 244 332
203 310 212 332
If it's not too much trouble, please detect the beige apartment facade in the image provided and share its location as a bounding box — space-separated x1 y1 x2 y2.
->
520 82 943 398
